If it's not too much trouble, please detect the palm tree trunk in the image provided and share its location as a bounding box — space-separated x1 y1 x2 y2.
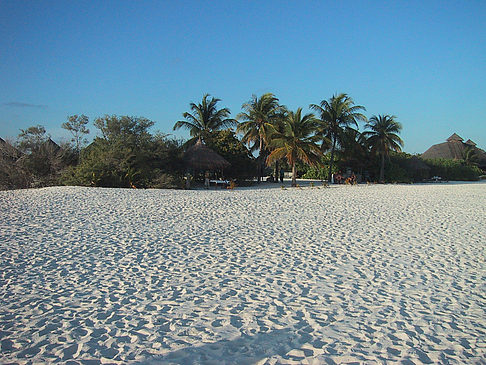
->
379 152 385 183
274 160 279 183
257 135 263 183
291 163 297 187
327 137 337 182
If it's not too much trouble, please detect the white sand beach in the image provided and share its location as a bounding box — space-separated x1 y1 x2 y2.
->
1 183 485 364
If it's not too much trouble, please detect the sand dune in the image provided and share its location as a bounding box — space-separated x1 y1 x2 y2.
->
1 183 485 364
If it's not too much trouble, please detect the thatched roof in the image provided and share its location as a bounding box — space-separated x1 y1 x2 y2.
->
447 133 463 142
184 139 230 170
44 138 61 152
0 137 22 160
422 133 486 168
422 134 467 160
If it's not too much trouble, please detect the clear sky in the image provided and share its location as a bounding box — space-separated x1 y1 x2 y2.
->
1 0 485 153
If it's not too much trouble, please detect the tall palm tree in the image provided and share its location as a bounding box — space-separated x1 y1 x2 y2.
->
237 93 284 181
310 93 366 182
266 108 322 187
363 114 403 182
173 94 236 142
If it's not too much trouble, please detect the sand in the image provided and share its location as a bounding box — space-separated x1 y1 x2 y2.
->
0 182 485 364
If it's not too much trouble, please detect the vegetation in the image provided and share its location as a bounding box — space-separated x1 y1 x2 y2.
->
1 92 483 190
237 93 285 182
424 158 482 181
63 116 185 188
301 154 337 180
62 115 90 154
1 126 76 189
363 114 404 182
173 94 236 143
204 129 256 181
266 108 322 187
310 93 367 182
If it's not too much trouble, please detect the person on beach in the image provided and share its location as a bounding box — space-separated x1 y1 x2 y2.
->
204 171 210 189
280 168 284 183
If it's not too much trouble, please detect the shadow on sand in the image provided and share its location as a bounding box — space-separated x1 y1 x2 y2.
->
138 328 303 365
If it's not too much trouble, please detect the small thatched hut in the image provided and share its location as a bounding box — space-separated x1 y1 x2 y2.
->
184 139 230 172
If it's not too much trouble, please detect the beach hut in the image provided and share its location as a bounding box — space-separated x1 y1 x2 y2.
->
422 133 465 160
184 138 230 171
183 139 231 187
422 133 486 169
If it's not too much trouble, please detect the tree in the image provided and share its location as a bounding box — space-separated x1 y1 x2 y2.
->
310 93 366 182
85 115 156 187
237 93 285 182
0 138 29 189
64 115 186 188
17 125 48 154
363 114 403 182
173 94 236 142
266 108 322 187
205 129 256 180
94 115 154 146
62 114 90 153
16 125 71 186
464 147 479 167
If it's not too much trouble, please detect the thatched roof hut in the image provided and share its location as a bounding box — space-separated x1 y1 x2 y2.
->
184 139 230 171
423 133 469 160
422 133 486 168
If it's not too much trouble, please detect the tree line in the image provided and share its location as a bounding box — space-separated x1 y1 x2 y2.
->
0 92 483 190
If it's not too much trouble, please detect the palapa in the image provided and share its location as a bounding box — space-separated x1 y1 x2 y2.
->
422 133 469 160
422 133 486 168
184 139 230 170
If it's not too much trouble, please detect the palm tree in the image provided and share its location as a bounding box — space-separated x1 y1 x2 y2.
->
266 108 322 187
237 93 284 182
464 147 479 167
363 114 403 182
173 94 236 142
310 93 366 182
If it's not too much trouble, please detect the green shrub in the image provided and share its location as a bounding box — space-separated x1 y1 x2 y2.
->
302 165 328 180
424 158 482 181
384 163 412 183
149 173 184 189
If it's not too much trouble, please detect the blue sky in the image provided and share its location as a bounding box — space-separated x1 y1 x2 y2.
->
1 0 485 153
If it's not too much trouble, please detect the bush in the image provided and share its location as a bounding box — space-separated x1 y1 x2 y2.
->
302 165 329 180
384 162 412 183
61 117 186 188
300 154 338 180
149 172 184 189
424 158 482 181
